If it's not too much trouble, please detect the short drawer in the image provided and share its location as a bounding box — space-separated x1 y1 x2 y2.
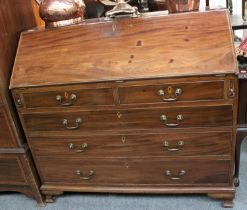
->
119 80 225 104
0 155 27 185
31 131 232 157
37 157 230 185
0 107 17 148
23 105 232 134
19 86 114 109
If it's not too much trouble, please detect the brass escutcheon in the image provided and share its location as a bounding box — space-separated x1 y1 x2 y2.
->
121 136 126 143
117 111 122 119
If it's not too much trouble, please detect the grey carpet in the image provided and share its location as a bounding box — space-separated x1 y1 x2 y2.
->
1 139 247 210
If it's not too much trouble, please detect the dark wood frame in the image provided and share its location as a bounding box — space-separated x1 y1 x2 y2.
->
243 0 247 19
234 75 247 186
0 0 45 206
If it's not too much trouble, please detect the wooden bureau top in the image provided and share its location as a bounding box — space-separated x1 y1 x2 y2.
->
10 9 237 89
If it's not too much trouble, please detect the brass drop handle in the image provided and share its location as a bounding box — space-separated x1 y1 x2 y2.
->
56 93 76 106
163 140 184 152
228 80 235 98
63 118 82 130
75 169 94 180
165 170 186 180
68 143 88 153
157 88 182 102
16 98 22 107
160 114 183 127
228 89 235 98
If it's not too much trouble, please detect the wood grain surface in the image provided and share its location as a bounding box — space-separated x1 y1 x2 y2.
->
118 80 225 104
37 157 231 185
0 107 17 148
0 0 36 94
10 10 237 89
0 155 27 185
30 131 232 157
0 0 45 206
22 86 115 108
22 105 233 135
0 0 37 147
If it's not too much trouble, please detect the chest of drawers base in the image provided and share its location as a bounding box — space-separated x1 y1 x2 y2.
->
11 75 238 208
41 186 235 207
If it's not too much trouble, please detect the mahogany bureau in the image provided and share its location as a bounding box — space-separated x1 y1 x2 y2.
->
0 0 44 206
10 10 238 207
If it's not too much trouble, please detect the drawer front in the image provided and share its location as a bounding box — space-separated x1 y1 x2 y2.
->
0 155 27 185
23 105 232 134
119 80 225 104
21 87 114 108
37 158 230 185
0 107 17 148
31 132 232 157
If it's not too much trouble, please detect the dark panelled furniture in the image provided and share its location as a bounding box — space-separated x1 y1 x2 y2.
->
10 10 237 207
0 0 45 206
234 70 247 186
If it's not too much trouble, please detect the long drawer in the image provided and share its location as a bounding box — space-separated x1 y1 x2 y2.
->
37 157 230 185
23 105 232 134
31 131 232 157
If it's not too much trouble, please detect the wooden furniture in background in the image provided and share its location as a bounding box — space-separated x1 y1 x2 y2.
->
0 0 45 206
10 10 238 207
234 69 247 186
242 0 247 19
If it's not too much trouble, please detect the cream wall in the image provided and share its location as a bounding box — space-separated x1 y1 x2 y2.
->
200 0 242 14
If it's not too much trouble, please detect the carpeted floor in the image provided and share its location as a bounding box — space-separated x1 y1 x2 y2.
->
1 139 247 210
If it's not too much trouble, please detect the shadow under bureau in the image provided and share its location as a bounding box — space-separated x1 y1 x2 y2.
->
10 9 238 207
